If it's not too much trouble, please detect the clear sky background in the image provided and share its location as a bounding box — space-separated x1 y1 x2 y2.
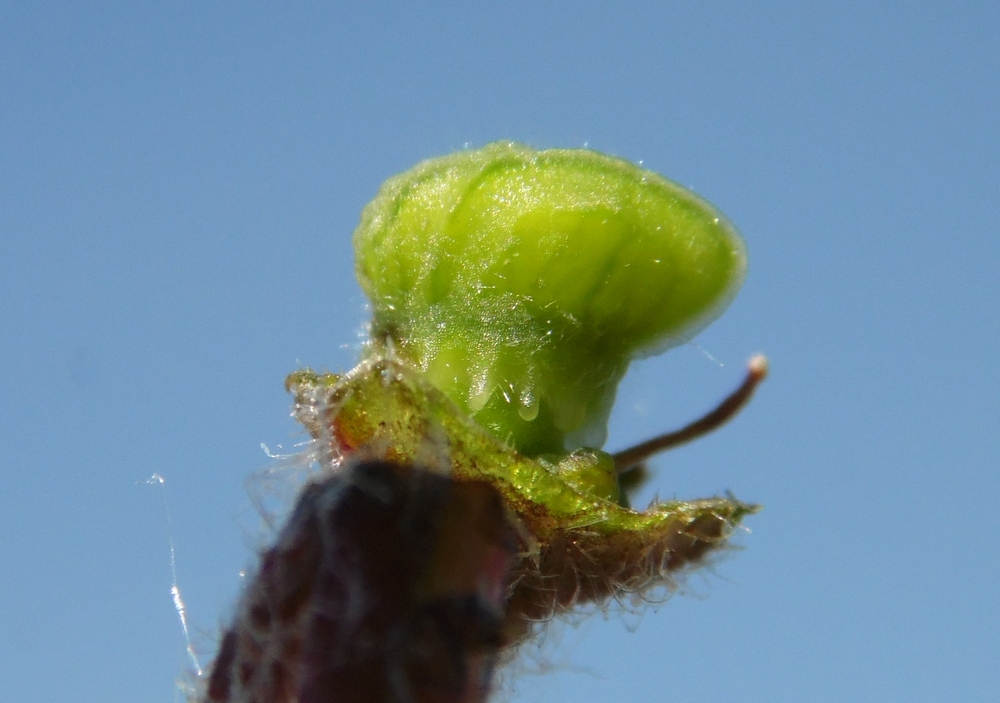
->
2 3 997 701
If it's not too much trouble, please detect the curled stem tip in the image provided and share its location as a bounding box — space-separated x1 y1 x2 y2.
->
613 354 768 473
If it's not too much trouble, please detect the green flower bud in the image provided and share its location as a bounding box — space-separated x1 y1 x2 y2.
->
354 142 746 456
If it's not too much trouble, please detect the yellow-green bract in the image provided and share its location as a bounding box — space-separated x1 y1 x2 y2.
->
354 142 746 456
286 358 757 648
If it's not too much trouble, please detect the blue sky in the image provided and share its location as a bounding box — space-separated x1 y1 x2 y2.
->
1 3 997 701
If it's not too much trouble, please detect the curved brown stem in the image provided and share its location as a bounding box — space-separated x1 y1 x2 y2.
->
612 354 768 474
